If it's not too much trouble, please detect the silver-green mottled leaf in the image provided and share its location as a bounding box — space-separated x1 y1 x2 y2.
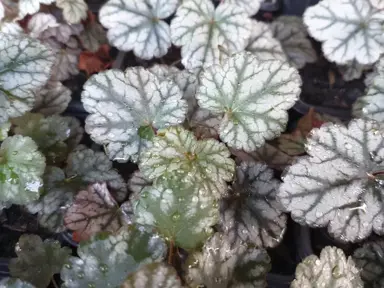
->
99 0 178 59
64 182 124 242
291 246 363 288
17 0 55 19
134 179 219 250
121 263 182 288
139 126 235 198
56 0 88 24
303 0 384 65
353 240 384 288
246 20 285 61
197 52 301 151
269 16 317 69
9 235 71 288
170 0 252 72
278 119 384 242
66 145 128 201
185 233 271 288
82 68 187 162
0 34 54 124
0 135 45 205
149 64 198 118
220 162 286 248
60 226 167 288
33 81 71 116
0 278 35 288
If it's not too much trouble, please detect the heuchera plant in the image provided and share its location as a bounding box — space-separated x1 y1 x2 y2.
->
0 0 384 287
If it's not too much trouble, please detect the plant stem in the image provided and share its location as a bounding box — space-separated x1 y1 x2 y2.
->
168 240 174 265
52 277 59 288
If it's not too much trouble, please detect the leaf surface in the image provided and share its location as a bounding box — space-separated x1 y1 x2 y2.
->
225 0 261 16
0 278 35 288
170 0 252 72
139 126 235 198
64 182 125 241
99 0 178 59
134 179 219 250
353 240 384 288
33 81 71 116
60 226 167 288
0 135 45 205
185 233 270 288
9 235 71 288
197 52 301 151
220 162 286 248
82 68 187 162
270 16 317 69
18 0 55 19
303 0 384 64
291 246 363 288
121 263 182 288
0 34 54 124
278 119 384 242
56 0 88 24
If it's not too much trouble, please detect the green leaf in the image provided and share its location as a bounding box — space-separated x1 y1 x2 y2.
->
60 226 167 288
185 233 271 288
9 235 71 288
196 52 301 152
292 246 363 288
0 278 35 288
278 119 384 242
139 126 235 198
64 182 125 241
134 178 219 250
353 240 384 288
0 135 45 205
220 161 286 248
121 263 182 288
0 34 55 124
81 68 187 162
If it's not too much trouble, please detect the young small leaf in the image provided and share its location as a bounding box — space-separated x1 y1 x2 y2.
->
139 126 235 198
278 119 384 242
269 16 317 69
9 235 71 288
0 278 35 288
64 182 125 241
353 240 384 288
56 0 88 24
0 135 45 205
60 226 167 288
246 20 285 61
121 263 182 288
291 246 363 288
170 0 252 72
189 108 221 139
41 23 83 44
82 68 187 162
0 34 54 124
370 0 384 9
27 13 59 38
79 15 107 52
196 52 301 151
185 233 271 288
99 0 178 59
33 81 72 116
220 162 286 248
134 180 219 250
303 0 384 64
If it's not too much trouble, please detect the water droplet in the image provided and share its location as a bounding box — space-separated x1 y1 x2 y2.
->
99 263 108 273
171 212 181 221
77 272 84 279
332 265 343 278
12 151 18 155
344 142 352 150
192 196 198 202
88 283 96 288
65 264 72 269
